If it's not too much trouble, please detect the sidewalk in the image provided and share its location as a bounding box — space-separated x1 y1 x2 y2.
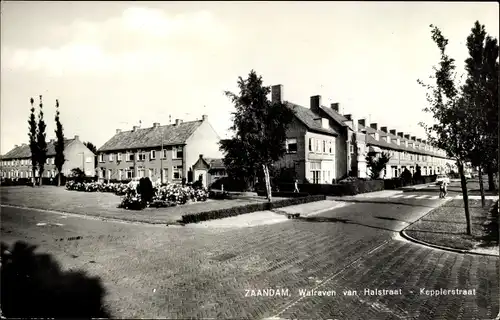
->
189 200 345 228
403 198 499 256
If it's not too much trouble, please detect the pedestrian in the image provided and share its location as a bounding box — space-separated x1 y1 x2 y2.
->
293 179 299 193
442 180 448 198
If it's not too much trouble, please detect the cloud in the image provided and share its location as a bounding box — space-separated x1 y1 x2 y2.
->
1 7 229 77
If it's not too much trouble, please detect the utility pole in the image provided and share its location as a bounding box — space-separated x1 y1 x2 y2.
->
160 138 164 185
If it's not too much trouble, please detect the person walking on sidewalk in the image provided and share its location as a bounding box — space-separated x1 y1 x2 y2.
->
293 179 300 193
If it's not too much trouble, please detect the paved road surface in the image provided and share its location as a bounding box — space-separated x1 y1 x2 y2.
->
1 189 498 319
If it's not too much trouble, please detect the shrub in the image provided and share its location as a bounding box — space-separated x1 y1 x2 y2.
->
208 176 246 191
181 195 326 223
137 177 154 204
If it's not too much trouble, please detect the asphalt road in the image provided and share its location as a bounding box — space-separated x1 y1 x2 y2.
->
1 185 498 319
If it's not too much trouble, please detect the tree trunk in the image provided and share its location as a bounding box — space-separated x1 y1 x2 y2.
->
478 166 485 207
57 172 61 187
39 168 43 186
32 168 36 187
458 162 472 235
262 164 272 202
487 164 496 191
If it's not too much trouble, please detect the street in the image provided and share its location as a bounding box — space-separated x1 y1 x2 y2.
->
1 183 498 319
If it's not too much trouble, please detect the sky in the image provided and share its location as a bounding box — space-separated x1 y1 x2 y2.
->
1 1 498 154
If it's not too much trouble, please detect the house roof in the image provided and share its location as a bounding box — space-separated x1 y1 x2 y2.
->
2 139 76 160
319 105 349 127
285 102 339 136
98 120 203 152
205 158 225 169
359 125 445 158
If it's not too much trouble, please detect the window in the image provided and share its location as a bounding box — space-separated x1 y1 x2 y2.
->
323 140 326 153
150 150 156 160
309 138 313 151
162 168 168 182
173 147 183 159
316 139 321 152
329 141 333 154
86 156 92 163
99 154 104 162
138 153 146 161
118 169 123 180
138 168 145 178
148 168 153 178
126 169 133 179
162 149 168 159
349 145 354 154
109 154 114 161
127 153 134 162
310 162 321 184
286 139 297 153
117 153 122 161
108 169 112 179
173 166 182 179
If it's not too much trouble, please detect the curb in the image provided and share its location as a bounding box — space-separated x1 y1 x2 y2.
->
399 230 498 257
0 204 184 227
400 200 499 257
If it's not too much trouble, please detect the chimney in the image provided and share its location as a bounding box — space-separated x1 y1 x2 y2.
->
422 140 427 144
417 138 422 142
116 129 122 134
310 95 321 114
344 114 352 121
404 134 410 140
74 135 79 141
132 126 139 132
14 144 19 148
153 122 160 128
397 132 404 138
271 85 283 103
175 119 181 126
202 115 208 121
370 123 378 130
411 136 416 141
380 126 388 133
390 129 397 135
358 118 366 127
331 103 339 112
199 154 203 159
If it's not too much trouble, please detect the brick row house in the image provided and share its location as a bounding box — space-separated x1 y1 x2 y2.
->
96 115 223 186
0 135 96 180
270 84 455 184
271 85 340 184
348 120 456 179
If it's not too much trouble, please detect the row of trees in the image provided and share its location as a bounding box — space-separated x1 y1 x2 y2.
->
419 21 498 235
28 96 65 186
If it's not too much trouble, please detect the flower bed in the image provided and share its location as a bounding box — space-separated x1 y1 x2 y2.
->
65 181 209 210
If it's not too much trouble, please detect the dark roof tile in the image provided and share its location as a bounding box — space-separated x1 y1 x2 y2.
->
98 121 202 152
2 139 75 160
285 102 338 136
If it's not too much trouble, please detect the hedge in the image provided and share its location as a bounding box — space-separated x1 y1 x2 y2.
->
255 191 310 198
263 180 384 196
384 175 436 190
181 194 326 224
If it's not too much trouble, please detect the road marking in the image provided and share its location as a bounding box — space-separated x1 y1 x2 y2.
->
270 239 390 319
415 195 429 199
403 195 417 198
429 196 439 200
36 222 47 226
390 195 404 198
